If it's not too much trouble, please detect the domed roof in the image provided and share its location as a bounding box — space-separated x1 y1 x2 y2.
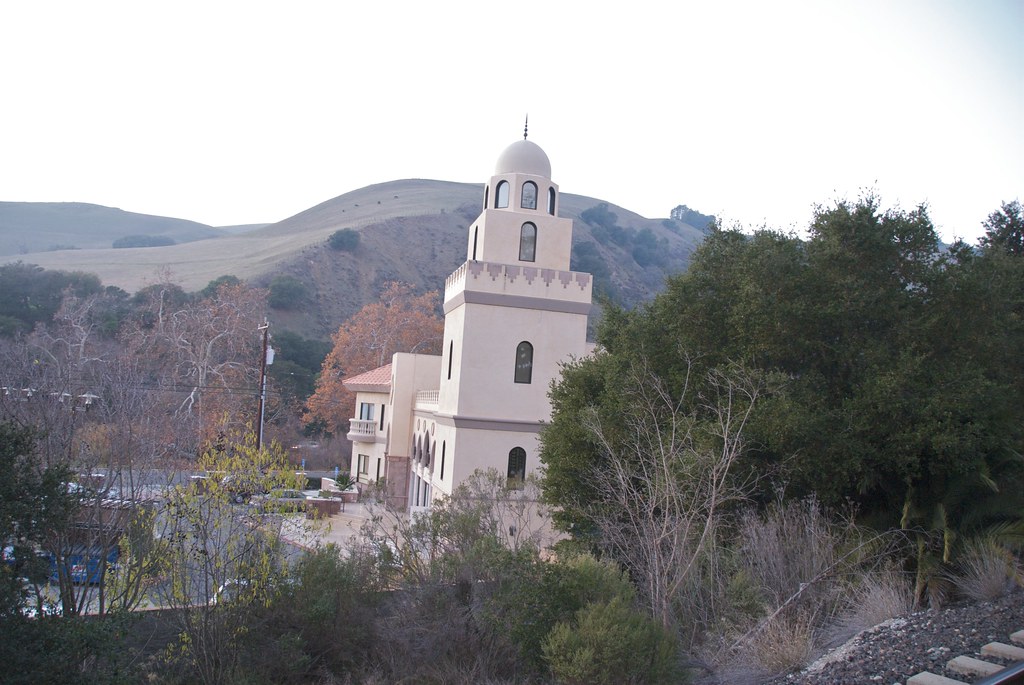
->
494 139 551 178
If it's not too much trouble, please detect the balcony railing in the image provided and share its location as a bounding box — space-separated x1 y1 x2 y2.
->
415 390 439 410
348 419 377 438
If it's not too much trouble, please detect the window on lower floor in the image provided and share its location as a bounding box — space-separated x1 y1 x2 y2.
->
358 454 369 474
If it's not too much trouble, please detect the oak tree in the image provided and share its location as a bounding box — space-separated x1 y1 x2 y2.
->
542 196 1024 571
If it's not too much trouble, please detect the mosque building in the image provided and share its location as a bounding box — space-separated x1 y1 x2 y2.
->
342 132 593 511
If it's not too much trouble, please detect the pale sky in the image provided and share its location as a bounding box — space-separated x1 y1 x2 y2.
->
2 0 1021 244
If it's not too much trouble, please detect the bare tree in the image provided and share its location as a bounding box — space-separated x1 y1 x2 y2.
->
125 281 267 449
579 358 774 633
360 470 554 589
0 292 176 616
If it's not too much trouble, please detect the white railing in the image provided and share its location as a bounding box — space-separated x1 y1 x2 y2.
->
348 419 377 437
415 390 439 409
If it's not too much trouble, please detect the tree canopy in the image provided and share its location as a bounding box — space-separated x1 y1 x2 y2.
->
0 262 103 336
305 282 443 434
541 197 1024 546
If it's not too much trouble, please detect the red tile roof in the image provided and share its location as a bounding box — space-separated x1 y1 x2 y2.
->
343 363 392 391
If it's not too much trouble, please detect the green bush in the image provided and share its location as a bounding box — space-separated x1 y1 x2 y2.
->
484 554 654 676
0 613 141 685
542 595 683 685
570 242 610 280
580 203 618 231
268 275 308 309
328 228 360 251
201 274 241 298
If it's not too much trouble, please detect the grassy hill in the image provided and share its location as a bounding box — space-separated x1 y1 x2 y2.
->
4 180 709 338
0 201 225 256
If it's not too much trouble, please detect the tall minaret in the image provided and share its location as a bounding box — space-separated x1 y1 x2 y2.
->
429 132 593 492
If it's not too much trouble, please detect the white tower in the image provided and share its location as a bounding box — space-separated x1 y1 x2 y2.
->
421 132 593 498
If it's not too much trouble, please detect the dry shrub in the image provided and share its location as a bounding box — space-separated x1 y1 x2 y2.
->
749 610 816 676
702 498 896 681
830 568 914 643
736 497 861 611
949 538 1022 602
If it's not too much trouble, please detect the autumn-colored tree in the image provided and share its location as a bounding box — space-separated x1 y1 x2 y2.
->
305 282 443 434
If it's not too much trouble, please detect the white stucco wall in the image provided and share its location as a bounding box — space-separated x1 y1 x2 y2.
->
388 353 441 459
346 389 389 484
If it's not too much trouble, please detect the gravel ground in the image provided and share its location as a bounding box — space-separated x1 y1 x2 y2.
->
756 587 1024 685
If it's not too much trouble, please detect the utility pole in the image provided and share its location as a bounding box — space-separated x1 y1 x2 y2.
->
256 319 271 451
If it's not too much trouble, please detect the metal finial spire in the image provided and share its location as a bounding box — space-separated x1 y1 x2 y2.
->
524 114 529 140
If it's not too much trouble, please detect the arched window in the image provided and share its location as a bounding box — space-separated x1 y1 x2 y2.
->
483 185 489 210
547 187 556 215
507 447 526 487
514 341 533 384
496 180 510 208
519 222 536 262
440 441 446 480
472 226 478 260
447 340 454 380
521 181 537 210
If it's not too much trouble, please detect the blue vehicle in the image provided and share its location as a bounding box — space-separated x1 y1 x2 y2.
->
48 546 119 585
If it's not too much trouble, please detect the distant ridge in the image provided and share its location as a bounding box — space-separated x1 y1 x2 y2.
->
0 201 223 256
216 223 272 235
2 180 708 338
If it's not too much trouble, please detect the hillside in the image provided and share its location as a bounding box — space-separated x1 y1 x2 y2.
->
4 180 709 338
0 202 225 256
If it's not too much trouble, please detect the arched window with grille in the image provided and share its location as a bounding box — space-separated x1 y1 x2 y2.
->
519 222 536 262
507 447 526 487
514 341 533 384
521 181 537 209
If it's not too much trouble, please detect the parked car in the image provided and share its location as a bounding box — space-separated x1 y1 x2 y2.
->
255 489 308 512
222 473 267 504
210 578 250 606
211 574 295 606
